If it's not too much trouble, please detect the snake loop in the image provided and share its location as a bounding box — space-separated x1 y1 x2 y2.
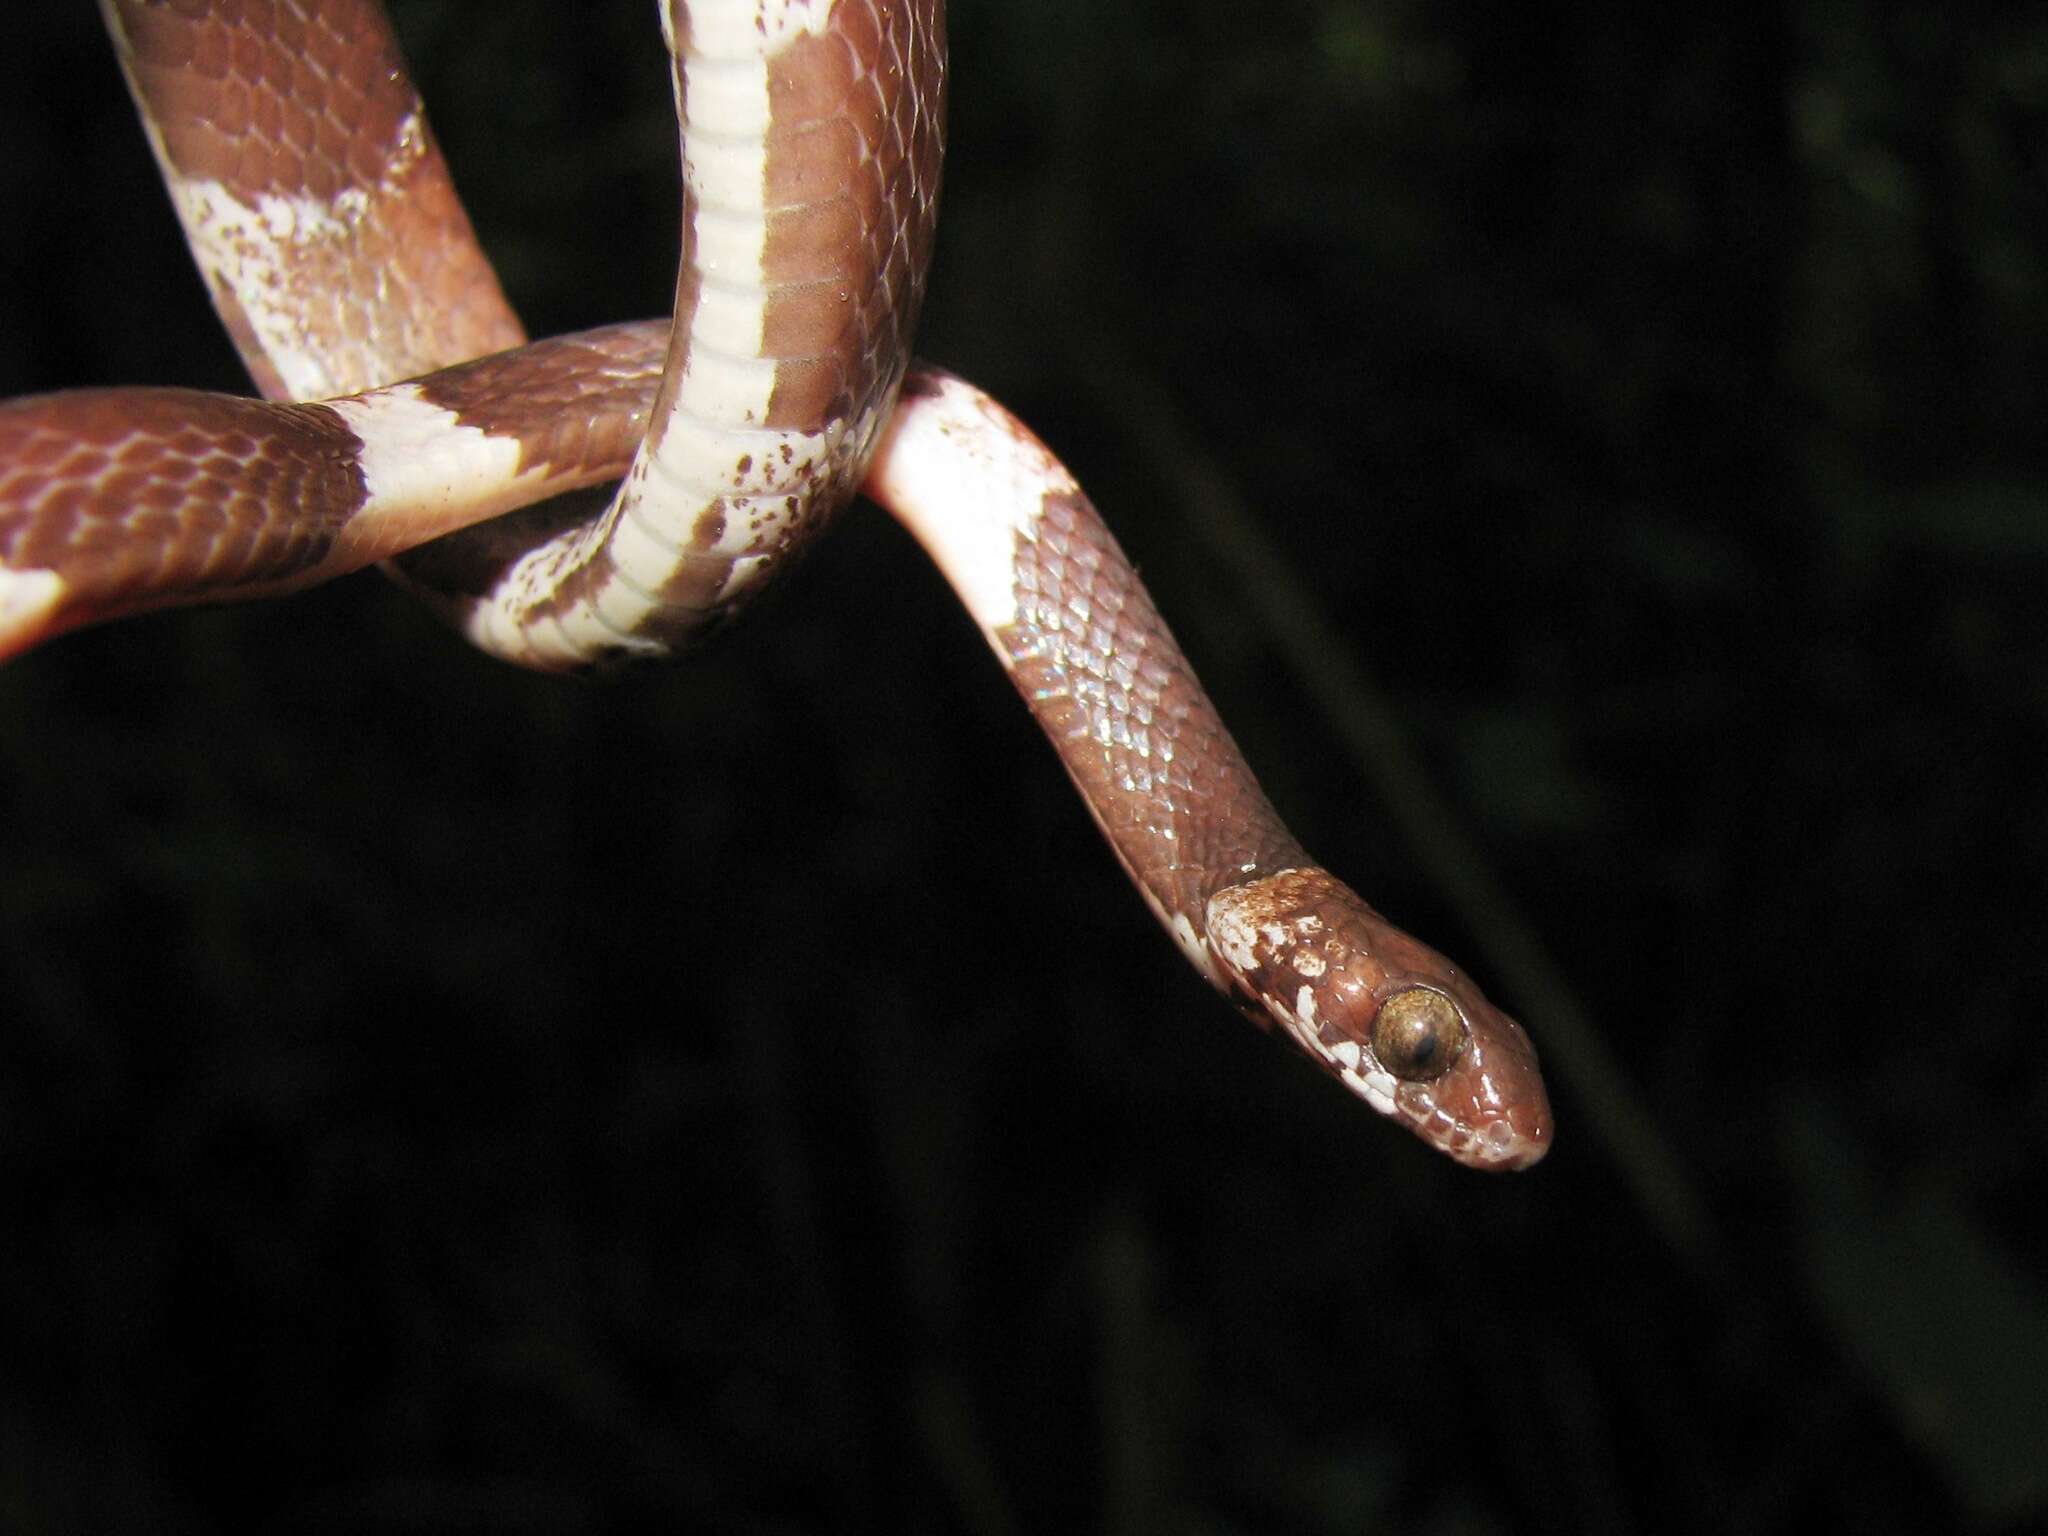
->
0 0 1550 1168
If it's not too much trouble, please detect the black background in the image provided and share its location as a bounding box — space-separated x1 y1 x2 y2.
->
3 1 2045 1531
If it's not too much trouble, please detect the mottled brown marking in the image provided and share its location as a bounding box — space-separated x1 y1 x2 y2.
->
648 553 743 628
105 0 523 399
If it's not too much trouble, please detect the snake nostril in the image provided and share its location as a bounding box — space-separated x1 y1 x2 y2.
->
1371 987 1468 1082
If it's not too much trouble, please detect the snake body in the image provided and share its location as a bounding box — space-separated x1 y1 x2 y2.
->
0 0 1551 1168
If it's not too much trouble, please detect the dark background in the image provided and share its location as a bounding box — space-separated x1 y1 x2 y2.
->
3 1 2045 1531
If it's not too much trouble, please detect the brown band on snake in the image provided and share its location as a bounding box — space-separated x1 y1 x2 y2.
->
754 9 945 434
0 390 365 633
409 323 671 474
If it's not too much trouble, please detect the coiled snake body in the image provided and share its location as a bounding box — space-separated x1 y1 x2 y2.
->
0 0 1550 1169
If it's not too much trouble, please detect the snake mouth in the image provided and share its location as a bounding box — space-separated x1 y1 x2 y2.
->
1378 973 1552 1170
1325 1013 1552 1171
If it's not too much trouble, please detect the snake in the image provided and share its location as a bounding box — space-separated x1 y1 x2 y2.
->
0 0 1551 1169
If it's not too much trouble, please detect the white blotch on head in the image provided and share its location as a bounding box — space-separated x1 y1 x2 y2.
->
1258 989 1327 1064
1340 1064 1401 1118
1202 891 1261 975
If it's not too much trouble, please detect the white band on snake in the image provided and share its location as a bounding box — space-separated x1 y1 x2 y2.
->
0 0 1551 1169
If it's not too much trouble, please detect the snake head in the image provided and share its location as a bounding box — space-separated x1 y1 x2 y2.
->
1205 869 1552 1170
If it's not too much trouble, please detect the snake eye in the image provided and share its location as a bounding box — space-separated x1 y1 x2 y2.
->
1372 987 1469 1082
